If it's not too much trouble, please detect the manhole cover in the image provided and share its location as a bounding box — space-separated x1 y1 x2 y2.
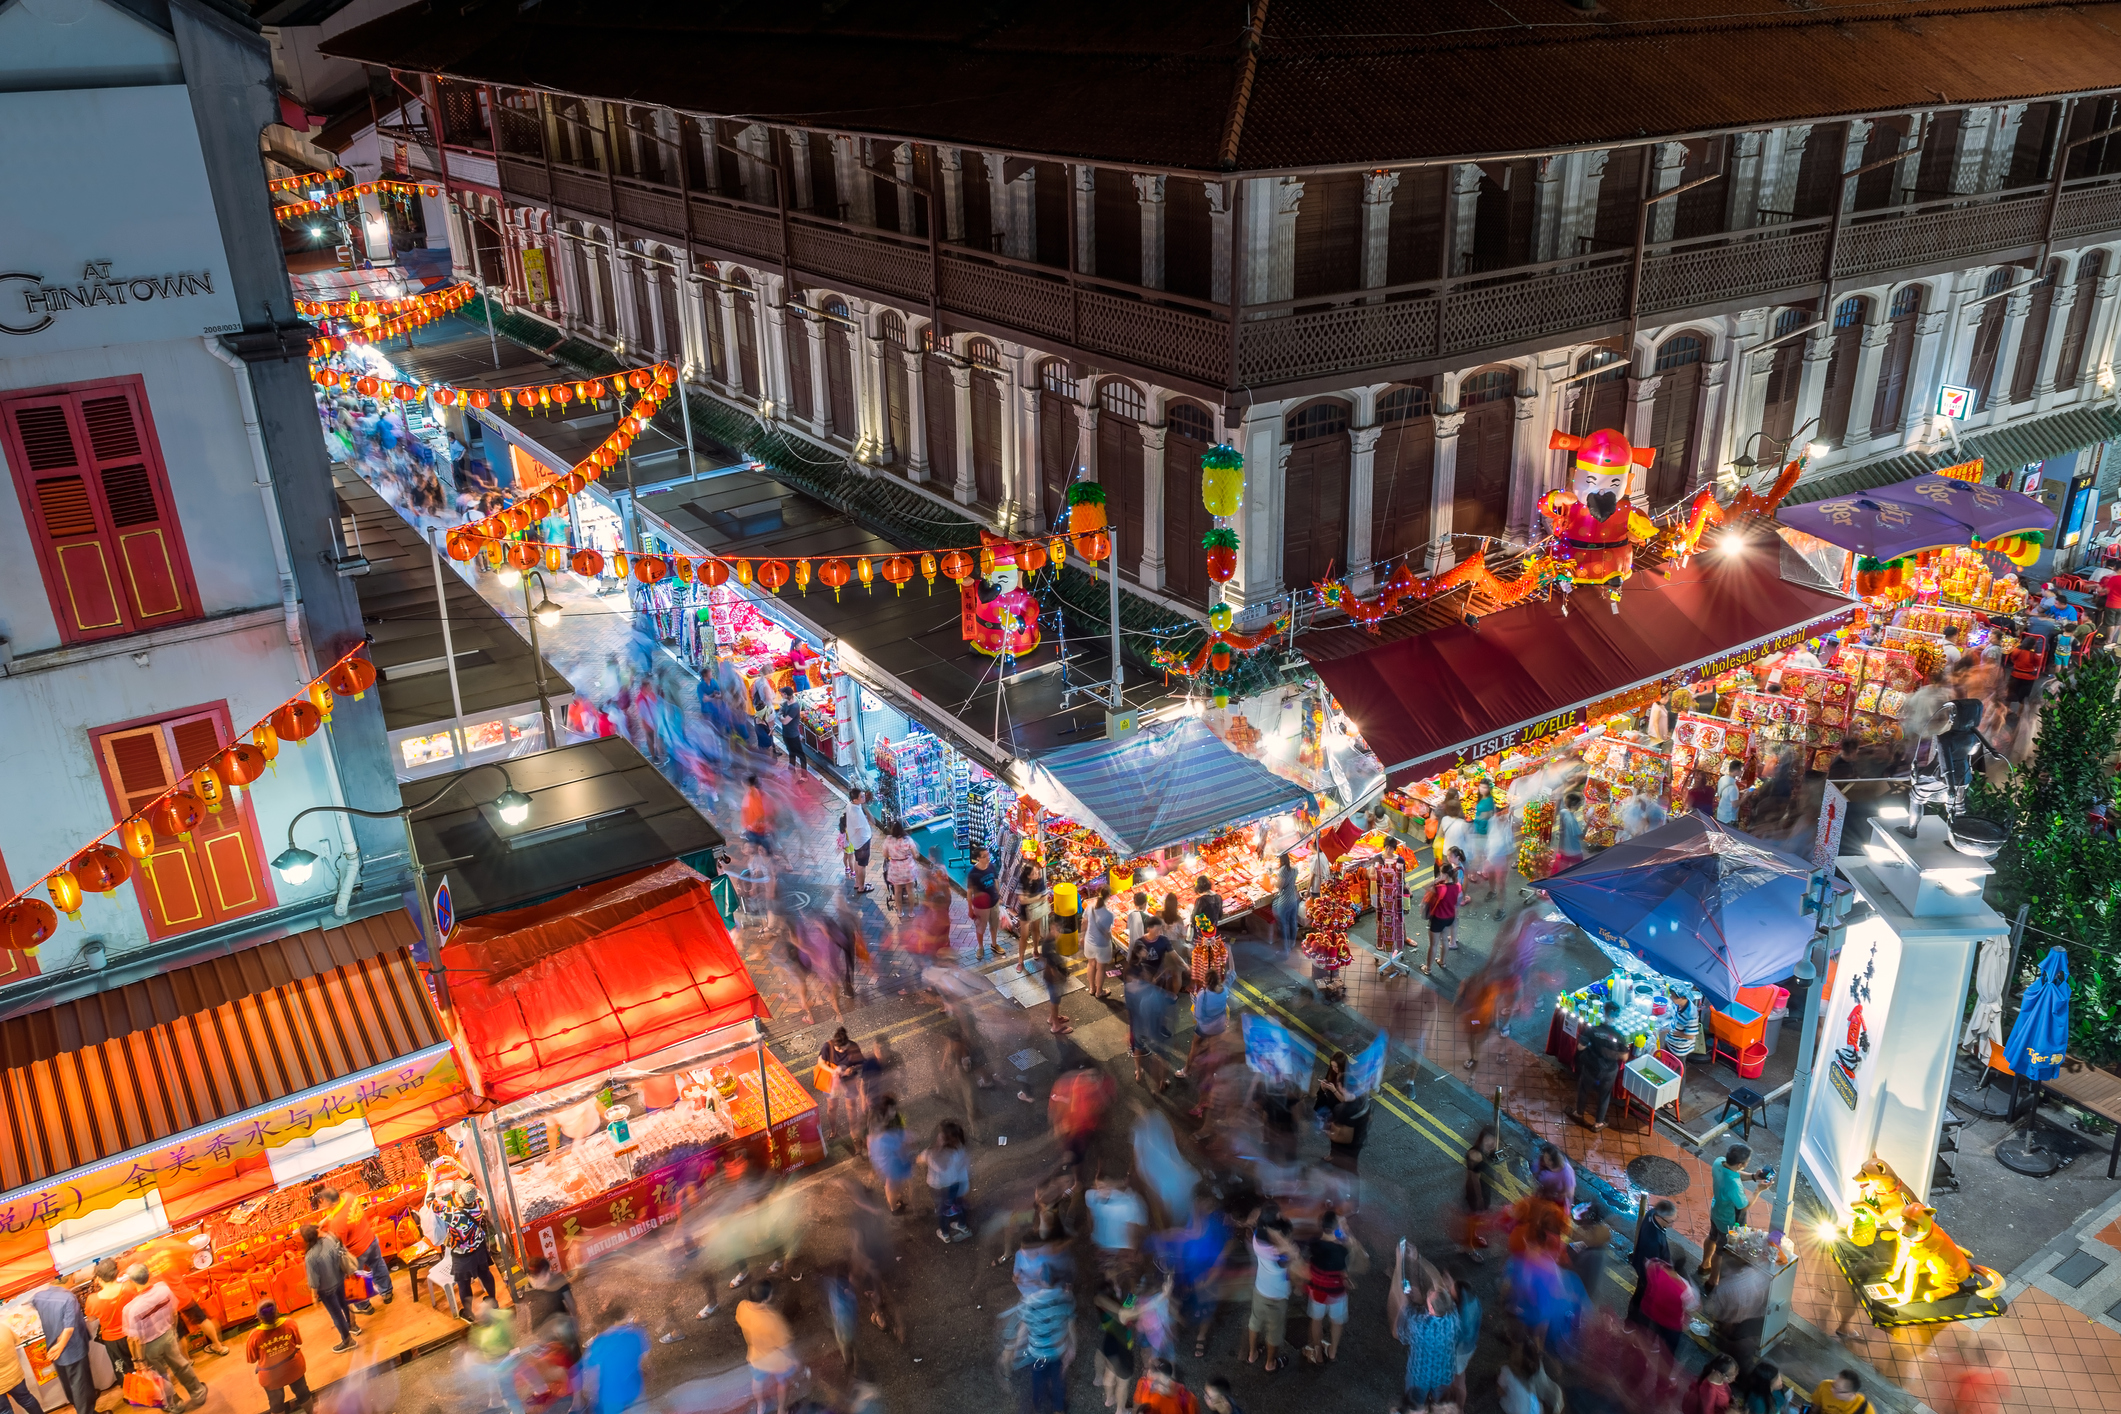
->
1626 1156 1692 1195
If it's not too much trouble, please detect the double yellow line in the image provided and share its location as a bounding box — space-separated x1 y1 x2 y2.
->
1231 975 1530 1204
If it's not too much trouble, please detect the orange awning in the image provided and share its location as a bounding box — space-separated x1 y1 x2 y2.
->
441 861 768 1103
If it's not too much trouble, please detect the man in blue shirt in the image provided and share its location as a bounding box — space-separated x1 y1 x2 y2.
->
581 1303 649 1414
1000 1283 1076 1414
28 1277 99 1414
1705 1142 1764 1285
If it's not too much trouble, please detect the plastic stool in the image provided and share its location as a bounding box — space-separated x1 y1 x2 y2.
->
1720 1086 1769 1140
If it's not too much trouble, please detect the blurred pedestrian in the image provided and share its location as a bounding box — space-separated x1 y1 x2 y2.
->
1087 886 1117 999
1273 852 1302 952
735 1284 799 1414
299 1226 361 1353
1391 1240 1462 1407
882 823 919 914
1462 1126 1499 1262
1626 1199 1677 1326
920 1119 974 1243
1241 1215 1297 1372
842 788 875 894
1497 1338 1564 1414
1570 1198 1613 1300
1086 1170 1148 1281
1533 1143 1576 1210
1684 1354 1739 1414
999 1277 1076 1414
867 1094 914 1213
1301 1207 1358 1363
1131 1358 1197 1414
969 846 1001 959
818 1027 866 1140
1574 1001 1628 1131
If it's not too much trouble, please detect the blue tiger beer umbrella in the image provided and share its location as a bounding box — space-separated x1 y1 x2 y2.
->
2004 946 2072 1082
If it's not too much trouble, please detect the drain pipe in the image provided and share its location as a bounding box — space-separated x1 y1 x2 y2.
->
205 336 361 913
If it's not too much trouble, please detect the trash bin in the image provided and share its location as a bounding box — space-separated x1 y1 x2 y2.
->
1761 984 1792 1053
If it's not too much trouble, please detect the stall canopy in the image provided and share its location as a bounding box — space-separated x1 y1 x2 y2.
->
442 860 766 1103
1539 815 1815 1008
1868 474 2052 540
1775 495 1990 561
1024 717 1315 858
1307 552 1856 787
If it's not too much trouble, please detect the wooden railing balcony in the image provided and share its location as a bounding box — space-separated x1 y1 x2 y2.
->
484 149 2121 396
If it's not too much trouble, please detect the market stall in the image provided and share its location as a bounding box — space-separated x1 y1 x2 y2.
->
439 859 818 1270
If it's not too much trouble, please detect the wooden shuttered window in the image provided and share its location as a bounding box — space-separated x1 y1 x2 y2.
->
2 378 198 645
92 706 274 942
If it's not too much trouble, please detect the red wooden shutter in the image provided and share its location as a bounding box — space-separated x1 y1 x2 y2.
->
92 707 274 942
1 378 197 645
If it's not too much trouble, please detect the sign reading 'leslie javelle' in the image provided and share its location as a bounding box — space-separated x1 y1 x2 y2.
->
1 261 227 337
0 85 242 354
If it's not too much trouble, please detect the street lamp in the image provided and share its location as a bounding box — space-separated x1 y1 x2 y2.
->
271 761 534 885
519 571 561 745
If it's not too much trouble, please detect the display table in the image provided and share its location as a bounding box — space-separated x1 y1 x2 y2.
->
2030 1055 2121 1178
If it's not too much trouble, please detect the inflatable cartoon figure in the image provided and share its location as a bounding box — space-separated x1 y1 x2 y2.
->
959 529 1041 658
1883 1204 2002 1306
1543 428 1660 611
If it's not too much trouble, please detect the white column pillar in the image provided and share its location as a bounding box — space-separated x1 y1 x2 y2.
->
1506 381 1546 531
642 265 671 360
833 136 876 225
1900 306 1951 437
863 331 894 464
674 265 708 381
1426 412 1465 573
937 148 965 241
582 238 610 337
901 347 929 480
1625 374 1662 451
1989 288 2035 410
552 230 585 330
1008 166 1037 261
1731 312 1775 479
1948 108 1995 195
715 287 742 389
1840 318 1893 448
1447 163 1482 274
890 144 917 233
1207 181 1232 304
1894 117 1926 206
1076 402 1101 484
1347 424 1382 590
1648 141 1688 242
614 250 646 353
1138 423 1168 590
787 128 814 210
1073 164 1097 274
1531 157 1564 263
1840 120 1875 212
2035 268 2081 410
1361 171 1400 288
804 314 831 436
1765 125 1814 217
1005 355 1034 531
1984 106 2028 190
950 364 976 504
1241 177 1302 304
2090 270 2121 389
735 124 773 204
1224 406 1278 606
1134 174 1167 290
758 285 791 415
1566 150 1610 255
1726 132 1766 230
1791 328 1836 443
1692 356 1730 494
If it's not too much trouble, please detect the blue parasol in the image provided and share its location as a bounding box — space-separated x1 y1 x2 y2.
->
2003 946 2071 1082
1539 814 1815 1008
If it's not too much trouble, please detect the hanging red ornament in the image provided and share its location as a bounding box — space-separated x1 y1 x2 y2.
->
1209 642 1234 672
1019 541 1048 576
253 722 280 764
328 656 378 700
881 556 914 594
149 789 205 841
634 555 669 585
118 817 157 860
213 742 268 791
611 549 630 580
271 698 323 743
701 557 730 587
45 869 83 921
71 845 131 898
920 553 939 593
1203 528 1239 583
939 550 975 585
1 896 57 954
756 560 791 594
571 548 605 577
445 529 479 561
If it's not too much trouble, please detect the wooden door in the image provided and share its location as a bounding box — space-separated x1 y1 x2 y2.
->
1097 411 1142 571
1283 402 1352 591
1453 402 1514 542
971 371 1004 507
923 357 957 488
884 353 910 465
1039 389 1079 528
1372 418 1435 570
824 325 856 437
733 294 761 397
1162 404 1216 606
787 317 814 423
93 708 274 941
1646 362 1701 508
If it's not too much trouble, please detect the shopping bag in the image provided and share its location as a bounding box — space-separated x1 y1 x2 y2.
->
811 1062 836 1093
123 1371 168 1408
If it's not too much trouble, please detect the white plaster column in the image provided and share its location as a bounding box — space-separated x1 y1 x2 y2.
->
1447 163 1482 275
1073 164 1097 274
949 364 976 503
1648 142 1688 242
715 287 742 389
900 347 929 480
933 147 964 241
1730 311 1776 472
674 267 709 383
758 286 791 415
1076 401 1101 484
1900 307 1951 437
1534 353 1576 506
1791 329 1837 443
1894 117 1927 206
1426 411 1466 573
983 156 1036 262
788 129 814 210
1207 182 1232 303
552 229 586 331
1990 288 2036 409
1347 423 1382 589
1508 385 1545 530
1840 319 1893 448
442 199 475 279
1765 125 1814 218
1134 174 1167 289
1839 119 1875 212
831 136 876 225
1361 171 1400 289
2089 269 2121 389
1222 406 1279 605
804 313 831 436
863 331 895 464
612 250 644 352
1138 423 1168 590
1948 108 1995 195
1531 157 1564 263
1240 177 1302 305
735 124 774 204
1985 106 2028 191
2035 268 2081 410
1693 356 1731 494
1005 357 1035 531
1726 132 1766 230
1940 275 1990 391
642 265 671 361
1625 374 1663 452
884 143 912 233
1565 150 1610 255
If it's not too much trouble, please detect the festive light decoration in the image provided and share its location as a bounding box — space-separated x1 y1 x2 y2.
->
273 180 440 222
267 167 348 193
1203 528 1239 583
881 555 915 594
0 645 376 940
1201 443 1245 518
1541 428 1660 613
960 532 1042 658
756 560 791 594
819 558 852 600
1150 616 1290 677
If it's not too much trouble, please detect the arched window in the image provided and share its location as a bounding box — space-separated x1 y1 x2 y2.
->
1167 403 1214 444
2056 252 2106 391
1041 361 1080 398
823 296 850 320
1459 367 1515 407
1572 348 1627 434
1099 380 1146 421
879 311 907 347
1286 399 1350 442
1282 400 1352 592
2010 260 2065 404
1653 334 1703 372
1378 385 1433 424
1871 285 1924 438
1819 297 1869 448
1647 335 1705 505
966 338 1001 369
1761 308 1811 447
1968 268 2015 411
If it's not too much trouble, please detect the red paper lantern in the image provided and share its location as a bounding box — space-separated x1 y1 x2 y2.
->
1209 642 1235 672
634 555 668 585
469 389 491 409
328 656 378 700
0 898 57 955
271 698 323 743
818 558 852 600
117 817 157 860
502 505 532 533
628 369 652 390
700 558 730 587
445 529 478 562
756 560 790 593
552 383 573 406
212 742 268 790
71 845 131 897
880 556 914 594
571 548 605 577
149 789 204 841
433 388 457 406
939 549 975 584
509 541 542 570
355 376 380 397
1019 541 1048 576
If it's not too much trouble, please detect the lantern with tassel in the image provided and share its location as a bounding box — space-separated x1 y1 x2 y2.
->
856 557 874 593
611 550 630 580
1064 482 1108 553
213 743 267 793
328 656 378 700
445 529 478 561
881 556 914 594
701 557 730 587
272 698 323 744
192 763 228 814
0 898 57 956
149 789 204 841
571 548 605 577
757 560 791 594
308 679 334 722
735 560 753 587
920 553 939 593
794 559 812 595
940 549 975 585
71 845 131 897
819 559 851 600
118 817 157 860
1048 538 1069 571
634 555 668 585
1019 541 1048 576
253 722 280 768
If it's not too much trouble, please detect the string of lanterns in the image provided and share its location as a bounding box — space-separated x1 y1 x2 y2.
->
299 281 475 338
0 645 380 960
312 358 677 419
268 167 349 194
274 180 441 222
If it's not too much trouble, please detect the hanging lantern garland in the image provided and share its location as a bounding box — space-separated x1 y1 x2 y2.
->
300 282 475 345
0 643 379 960
274 179 441 223
268 167 349 194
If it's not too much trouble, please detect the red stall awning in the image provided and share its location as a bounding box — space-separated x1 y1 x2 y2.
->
1307 553 1857 787
441 861 768 1103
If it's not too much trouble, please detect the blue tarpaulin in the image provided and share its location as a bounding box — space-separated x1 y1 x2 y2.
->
2004 946 2072 1082
1539 814 1816 1008
1026 717 1315 858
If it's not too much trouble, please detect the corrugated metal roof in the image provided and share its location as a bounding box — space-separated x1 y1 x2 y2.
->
1787 405 2121 504
325 0 2121 172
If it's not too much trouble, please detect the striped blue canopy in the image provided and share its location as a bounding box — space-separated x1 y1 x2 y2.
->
1026 717 1315 857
